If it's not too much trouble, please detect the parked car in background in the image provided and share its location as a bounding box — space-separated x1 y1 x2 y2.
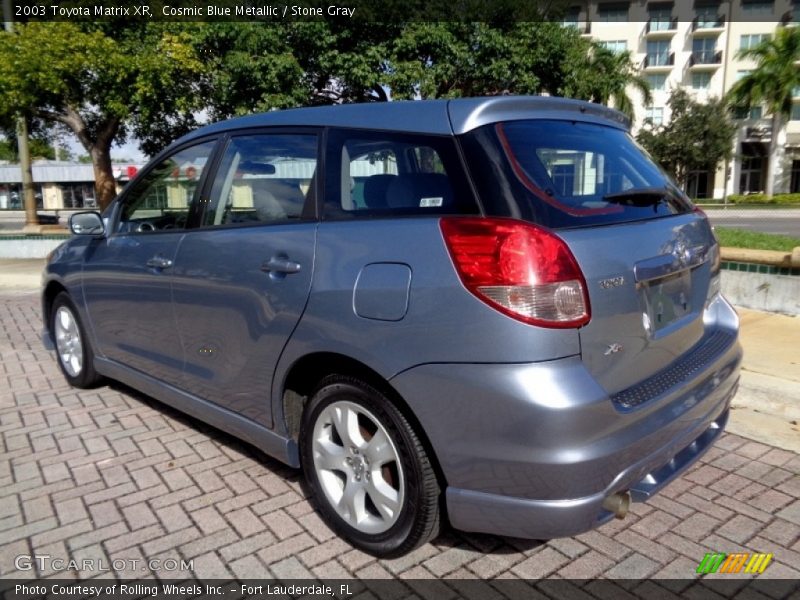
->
42 97 741 557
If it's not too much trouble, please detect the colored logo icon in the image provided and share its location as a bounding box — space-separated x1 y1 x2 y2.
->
697 552 773 574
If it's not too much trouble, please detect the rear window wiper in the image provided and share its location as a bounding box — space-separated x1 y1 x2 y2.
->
603 187 670 206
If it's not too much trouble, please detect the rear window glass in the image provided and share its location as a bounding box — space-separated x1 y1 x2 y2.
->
461 120 693 229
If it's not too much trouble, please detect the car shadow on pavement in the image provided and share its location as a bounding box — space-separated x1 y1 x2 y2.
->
105 379 545 556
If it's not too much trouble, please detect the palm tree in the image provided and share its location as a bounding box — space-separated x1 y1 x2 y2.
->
727 26 800 198
582 45 652 121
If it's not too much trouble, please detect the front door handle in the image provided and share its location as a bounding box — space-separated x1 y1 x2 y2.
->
146 256 173 270
260 256 302 275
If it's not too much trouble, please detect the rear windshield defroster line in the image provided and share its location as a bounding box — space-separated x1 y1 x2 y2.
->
495 123 624 218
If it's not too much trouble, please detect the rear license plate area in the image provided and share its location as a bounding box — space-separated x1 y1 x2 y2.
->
642 269 692 333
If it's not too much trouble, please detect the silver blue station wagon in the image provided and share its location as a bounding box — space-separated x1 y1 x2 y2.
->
43 97 742 557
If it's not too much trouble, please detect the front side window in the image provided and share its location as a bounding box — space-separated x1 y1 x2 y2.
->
324 130 478 218
202 134 317 227
118 141 215 233
461 120 693 229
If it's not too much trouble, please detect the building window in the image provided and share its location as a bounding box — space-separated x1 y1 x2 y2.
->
60 183 97 209
646 74 668 90
791 104 800 120
561 6 581 27
645 106 664 125
740 34 769 50
647 40 671 66
791 160 800 193
599 40 627 54
597 2 629 21
733 105 763 120
739 152 764 194
695 4 722 28
692 72 712 89
0 184 43 209
687 170 710 199
741 0 774 14
692 37 717 64
648 5 673 30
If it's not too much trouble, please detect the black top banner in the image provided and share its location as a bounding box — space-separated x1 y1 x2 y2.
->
5 0 800 23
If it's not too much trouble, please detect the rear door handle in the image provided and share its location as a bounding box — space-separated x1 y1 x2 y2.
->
260 256 301 275
146 256 173 270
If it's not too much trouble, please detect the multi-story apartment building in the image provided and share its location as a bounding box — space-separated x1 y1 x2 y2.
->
564 0 800 199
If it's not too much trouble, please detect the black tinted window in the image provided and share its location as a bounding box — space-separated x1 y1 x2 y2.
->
461 120 693 229
324 130 479 218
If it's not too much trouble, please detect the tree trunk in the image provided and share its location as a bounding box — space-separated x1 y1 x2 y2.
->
44 107 120 211
765 112 782 199
91 145 117 211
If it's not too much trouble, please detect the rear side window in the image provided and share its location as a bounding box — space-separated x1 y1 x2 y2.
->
461 120 693 229
324 129 479 218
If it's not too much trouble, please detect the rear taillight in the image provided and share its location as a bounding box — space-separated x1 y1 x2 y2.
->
440 217 590 328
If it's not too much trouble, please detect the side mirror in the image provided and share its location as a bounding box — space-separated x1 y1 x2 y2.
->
69 211 105 236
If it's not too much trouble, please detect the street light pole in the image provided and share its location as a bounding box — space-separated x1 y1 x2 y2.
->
3 0 39 230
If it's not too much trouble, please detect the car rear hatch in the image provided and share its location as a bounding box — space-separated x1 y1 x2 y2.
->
459 117 720 395
558 213 716 394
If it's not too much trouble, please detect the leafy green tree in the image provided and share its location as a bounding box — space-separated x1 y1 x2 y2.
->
565 44 652 121
0 132 69 161
636 88 735 192
194 22 397 119
0 22 204 209
727 26 800 197
388 22 593 100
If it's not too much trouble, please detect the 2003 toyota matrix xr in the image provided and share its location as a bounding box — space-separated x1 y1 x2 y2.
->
42 96 741 557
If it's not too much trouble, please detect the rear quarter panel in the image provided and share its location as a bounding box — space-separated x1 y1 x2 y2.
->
272 218 581 422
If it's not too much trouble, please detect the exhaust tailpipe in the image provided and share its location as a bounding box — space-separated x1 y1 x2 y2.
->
602 491 631 519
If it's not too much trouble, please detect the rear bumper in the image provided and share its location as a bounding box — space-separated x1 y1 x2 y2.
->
446 400 732 539
389 298 741 539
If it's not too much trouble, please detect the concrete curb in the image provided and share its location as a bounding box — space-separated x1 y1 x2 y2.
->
721 245 800 268
729 370 800 454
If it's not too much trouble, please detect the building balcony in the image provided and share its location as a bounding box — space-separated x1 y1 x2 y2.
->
691 16 725 35
645 17 678 37
643 52 675 70
689 50 723 69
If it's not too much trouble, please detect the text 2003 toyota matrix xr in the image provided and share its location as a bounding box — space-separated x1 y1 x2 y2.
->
42 96 741 557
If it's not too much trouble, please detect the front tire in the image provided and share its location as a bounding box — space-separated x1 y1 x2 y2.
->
300 376 440 557
51 292 101 388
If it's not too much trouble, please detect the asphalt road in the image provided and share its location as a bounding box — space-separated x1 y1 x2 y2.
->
705 208 800 237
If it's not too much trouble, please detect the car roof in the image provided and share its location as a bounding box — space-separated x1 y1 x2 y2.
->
177 96 630 146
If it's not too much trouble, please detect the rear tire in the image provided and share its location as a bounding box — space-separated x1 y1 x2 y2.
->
300 376 440 557
51 292 102 388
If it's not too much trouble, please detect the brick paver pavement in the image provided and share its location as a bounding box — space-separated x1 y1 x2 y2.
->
2 292 799 582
